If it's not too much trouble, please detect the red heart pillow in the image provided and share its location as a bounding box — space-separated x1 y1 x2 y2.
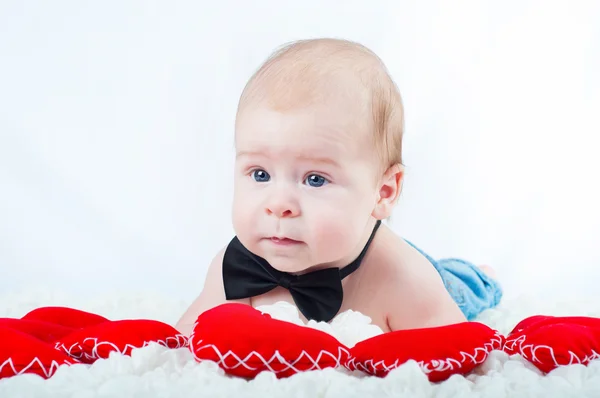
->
346 322 503 382
189 303 350 378
55 319 188 363
0 318 75 343
0 327 77 380
507 315 551 335
22 306 109 329
504 315 600 373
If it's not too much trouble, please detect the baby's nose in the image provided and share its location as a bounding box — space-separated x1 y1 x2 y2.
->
265 203 300 218
265 190 300 218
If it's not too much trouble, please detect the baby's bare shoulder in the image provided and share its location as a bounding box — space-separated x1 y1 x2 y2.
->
363 226 466 329
364 226 438 283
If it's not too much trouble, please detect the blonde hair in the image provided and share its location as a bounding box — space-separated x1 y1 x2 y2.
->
236 38 404 171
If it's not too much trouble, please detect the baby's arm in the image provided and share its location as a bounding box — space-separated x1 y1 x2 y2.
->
384 250 466 331
175 248 232 336
387 274 466 331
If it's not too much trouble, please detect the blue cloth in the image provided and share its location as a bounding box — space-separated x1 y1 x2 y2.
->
405 240 503 320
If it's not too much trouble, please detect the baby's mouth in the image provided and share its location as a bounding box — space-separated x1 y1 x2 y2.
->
269 237 303 245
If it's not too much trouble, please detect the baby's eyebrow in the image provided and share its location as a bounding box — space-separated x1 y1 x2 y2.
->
298 155 340 167
235 150 339 167
235 150 262 159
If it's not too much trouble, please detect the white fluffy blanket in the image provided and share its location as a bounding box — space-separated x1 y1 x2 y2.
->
2 288 600 397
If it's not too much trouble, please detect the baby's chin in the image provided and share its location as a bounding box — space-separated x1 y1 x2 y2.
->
263 253 345 276
260 252 316 274
263 256 309 274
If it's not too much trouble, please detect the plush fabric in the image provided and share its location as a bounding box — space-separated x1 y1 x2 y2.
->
346 321 504 381
189 303 504 382
0 318 75 343
0 307 187 380
55 319 188 363
4 291 600 397
189 303 351 378
0 327 76 379
504 315 600 373
22 306 109 329
4 301 600 385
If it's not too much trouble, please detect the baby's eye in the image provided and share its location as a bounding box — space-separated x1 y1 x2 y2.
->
305 174 328 187
251 169 270 182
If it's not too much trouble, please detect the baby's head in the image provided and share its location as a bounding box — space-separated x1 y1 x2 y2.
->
232 38 404 273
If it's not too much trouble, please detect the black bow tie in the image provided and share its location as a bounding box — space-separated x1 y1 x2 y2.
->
222 220 381 322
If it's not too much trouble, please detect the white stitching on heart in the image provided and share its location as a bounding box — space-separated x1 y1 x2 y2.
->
188 315 351 375
189 340 350 374
188 326 350 376
504 333 600 369
345 331 504 376
0 356 77 378
55 334 188 362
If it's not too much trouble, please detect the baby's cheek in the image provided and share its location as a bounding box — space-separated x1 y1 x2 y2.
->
311 207 361 258
231 195 253 236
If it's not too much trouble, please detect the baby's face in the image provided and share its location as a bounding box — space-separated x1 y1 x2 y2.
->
232 100 381 273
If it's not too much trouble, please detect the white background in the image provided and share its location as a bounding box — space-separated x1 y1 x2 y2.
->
1 0 599 303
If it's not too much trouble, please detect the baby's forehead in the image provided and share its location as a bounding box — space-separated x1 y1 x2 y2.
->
235 105 376 163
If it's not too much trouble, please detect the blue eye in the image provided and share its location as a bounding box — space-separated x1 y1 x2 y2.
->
251 169 270 182
305 174 328 187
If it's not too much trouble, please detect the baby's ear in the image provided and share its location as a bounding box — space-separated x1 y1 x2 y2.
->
372 163 403 220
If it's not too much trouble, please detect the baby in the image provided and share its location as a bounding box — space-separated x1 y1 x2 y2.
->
176 38 502 337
